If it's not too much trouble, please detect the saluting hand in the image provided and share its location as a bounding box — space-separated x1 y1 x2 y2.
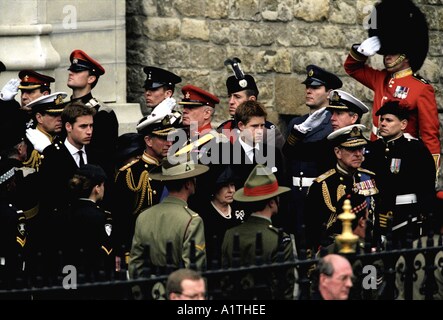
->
26 128 51 153
356 36 381 57
0 78 20 101
294 107 329 134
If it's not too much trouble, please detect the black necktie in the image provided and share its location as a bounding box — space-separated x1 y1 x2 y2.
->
78 150 85 168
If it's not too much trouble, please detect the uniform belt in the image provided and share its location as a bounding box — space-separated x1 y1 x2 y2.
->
293 176 315 188
395 193 417 205
392 216 418 231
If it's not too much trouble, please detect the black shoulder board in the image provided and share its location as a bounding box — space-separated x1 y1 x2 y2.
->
413 74 429 85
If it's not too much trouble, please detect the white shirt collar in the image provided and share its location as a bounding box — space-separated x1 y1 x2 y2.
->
64 138 85 155
239 138 260 162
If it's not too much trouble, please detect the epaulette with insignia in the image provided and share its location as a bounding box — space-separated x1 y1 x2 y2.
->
119 158 140 171
357 167 375 175
184 206 199 218
315 169 336 182
86 97 100 108
412 74 429 85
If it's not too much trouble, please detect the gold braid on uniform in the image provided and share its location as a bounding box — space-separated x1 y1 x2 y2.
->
23 149 42 171
125 168 152 214
337 184 346 203
322 182 337 229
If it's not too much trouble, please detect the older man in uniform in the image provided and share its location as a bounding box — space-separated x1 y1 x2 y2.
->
222 164 295 299
112 107 182 260
67 49 118 181
284 65 342 236
129 155 209 279
304 124 379 253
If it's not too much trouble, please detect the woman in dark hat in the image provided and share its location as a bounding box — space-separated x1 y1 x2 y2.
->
114 132 145 170
66 164 115 278
197 165 245 268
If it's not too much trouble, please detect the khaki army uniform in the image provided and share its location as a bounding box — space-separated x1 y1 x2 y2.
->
222 215 296 299
129 195 206 278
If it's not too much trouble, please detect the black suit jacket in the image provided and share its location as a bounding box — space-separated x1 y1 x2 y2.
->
39 141 81 214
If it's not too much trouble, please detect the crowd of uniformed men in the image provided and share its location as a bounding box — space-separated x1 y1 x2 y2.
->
0 0 442 299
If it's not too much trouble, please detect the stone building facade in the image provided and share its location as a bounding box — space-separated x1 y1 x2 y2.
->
126 0 443 140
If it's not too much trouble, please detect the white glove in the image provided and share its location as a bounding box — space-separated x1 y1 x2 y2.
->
136 97 177 131
357 36 381 57
294 107 329 134
0 78 20 101
26 128 51 153
154 97 176 114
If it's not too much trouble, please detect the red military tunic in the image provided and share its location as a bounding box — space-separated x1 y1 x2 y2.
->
344 48 441 163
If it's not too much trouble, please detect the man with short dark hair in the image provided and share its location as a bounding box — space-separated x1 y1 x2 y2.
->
38 101 96 275
67 49 118 180
142 66 181 111
284 65 342 236
363 101 436 246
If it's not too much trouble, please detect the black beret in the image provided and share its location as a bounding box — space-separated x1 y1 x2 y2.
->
375 101 409 120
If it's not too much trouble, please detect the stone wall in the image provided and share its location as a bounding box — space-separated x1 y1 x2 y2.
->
126 0 443 137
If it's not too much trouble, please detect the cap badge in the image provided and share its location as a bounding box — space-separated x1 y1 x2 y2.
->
308 69 314 77
148 72 152 80
330 91 341 102
105 224 112 236
18 223 26 236
239 79 248 88
185 91 191 99
73 58 78 64
350 126 361 137
24 75 29 82
55 94 64 105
